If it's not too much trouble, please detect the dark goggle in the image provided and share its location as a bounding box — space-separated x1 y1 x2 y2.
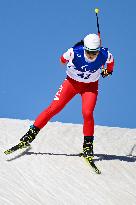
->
85 49 99 55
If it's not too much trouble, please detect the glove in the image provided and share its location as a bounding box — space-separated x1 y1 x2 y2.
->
101 68 113 78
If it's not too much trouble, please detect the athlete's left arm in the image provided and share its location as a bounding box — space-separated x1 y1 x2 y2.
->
106 51 114 73
101 51 115 78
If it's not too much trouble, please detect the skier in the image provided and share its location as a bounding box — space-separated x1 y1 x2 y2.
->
12 34 115 158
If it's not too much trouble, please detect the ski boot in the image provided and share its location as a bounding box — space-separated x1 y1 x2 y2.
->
82 136 101 174
83 136 94 160
4 125 40 155
20 125 40 144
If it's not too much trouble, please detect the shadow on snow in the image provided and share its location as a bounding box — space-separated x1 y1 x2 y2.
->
7 148 136 163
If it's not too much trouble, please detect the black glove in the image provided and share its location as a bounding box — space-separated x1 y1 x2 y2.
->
101 68 113 78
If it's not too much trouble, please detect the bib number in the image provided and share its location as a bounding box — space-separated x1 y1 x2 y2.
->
77 72 91 79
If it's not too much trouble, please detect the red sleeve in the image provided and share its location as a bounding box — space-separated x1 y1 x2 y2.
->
60 55 68 64
107 58 115 72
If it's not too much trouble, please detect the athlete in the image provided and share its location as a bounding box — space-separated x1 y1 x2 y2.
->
19 33 114 158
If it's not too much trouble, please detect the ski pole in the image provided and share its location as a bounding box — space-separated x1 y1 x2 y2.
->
94 8 105 71
95 8 102 46
95 8 100 40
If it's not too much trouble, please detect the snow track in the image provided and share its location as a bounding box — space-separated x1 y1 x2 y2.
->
0 118 136 205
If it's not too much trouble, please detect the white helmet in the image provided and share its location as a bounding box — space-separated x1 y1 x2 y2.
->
84 34 100 51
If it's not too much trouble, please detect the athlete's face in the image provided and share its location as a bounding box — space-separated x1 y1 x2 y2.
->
85 50 99 60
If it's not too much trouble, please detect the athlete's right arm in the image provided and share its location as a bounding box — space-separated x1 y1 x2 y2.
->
60 48 74 64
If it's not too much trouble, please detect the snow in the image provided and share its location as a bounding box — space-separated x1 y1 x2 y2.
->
0 118 136 205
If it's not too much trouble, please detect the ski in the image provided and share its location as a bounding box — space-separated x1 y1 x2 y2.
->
80 153 101 174
4 141 31 155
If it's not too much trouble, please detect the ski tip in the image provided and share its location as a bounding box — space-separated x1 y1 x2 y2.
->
95 169 101 174
4 150 12 155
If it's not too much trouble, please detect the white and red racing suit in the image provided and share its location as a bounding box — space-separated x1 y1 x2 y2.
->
34 45 114 136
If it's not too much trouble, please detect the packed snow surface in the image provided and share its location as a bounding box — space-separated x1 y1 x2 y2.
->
0 118 136 205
